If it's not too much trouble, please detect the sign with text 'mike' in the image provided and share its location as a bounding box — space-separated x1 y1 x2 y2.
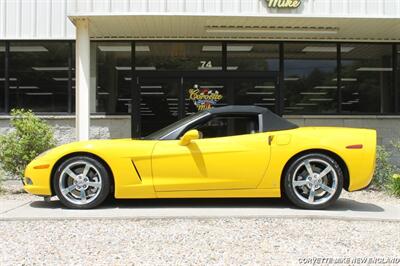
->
266 0 301 8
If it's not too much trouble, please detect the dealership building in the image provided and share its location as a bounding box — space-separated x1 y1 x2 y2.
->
0 0 399 154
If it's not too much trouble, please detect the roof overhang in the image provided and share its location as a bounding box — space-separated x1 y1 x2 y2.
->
68 14 400 42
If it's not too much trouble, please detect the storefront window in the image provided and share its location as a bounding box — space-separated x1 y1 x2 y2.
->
135 42 222 71
94 42 131 113
227 43 279 71
341 44 393 113
232 79 277 112
0 42 4 113
284 43 338 114
8 42 70 112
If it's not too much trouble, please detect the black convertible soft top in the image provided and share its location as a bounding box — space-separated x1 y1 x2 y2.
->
206 105 298 132
145 105 298 140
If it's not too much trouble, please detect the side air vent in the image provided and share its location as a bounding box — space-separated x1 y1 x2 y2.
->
131 160 142 181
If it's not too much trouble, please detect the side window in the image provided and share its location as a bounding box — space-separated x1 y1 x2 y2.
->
194 115 259 139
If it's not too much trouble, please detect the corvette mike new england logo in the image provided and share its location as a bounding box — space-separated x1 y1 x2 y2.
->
189 85 223 111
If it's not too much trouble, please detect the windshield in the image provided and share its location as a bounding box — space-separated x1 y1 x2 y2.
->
143 111 208 140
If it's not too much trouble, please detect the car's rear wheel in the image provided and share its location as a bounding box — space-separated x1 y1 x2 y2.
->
53 156 110 209
283 153 343 210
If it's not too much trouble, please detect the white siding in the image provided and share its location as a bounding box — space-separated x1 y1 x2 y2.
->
0 0 399 40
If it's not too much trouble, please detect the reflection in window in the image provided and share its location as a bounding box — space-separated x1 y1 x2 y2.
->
94 42 131 113
284 43 338 114
227 43 279 71
0 42 4 113
9 42 70 112
135 42 222 71
232 80 276 112
341 44 393 113
139 78 180 136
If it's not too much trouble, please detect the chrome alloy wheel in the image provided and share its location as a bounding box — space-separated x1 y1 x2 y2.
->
292 158 338 205
59 161 102 205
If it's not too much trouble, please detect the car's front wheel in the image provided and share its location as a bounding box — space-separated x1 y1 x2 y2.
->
283 153 343 210
53 156 111 209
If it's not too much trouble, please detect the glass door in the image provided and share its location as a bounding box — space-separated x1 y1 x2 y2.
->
137 77 181 136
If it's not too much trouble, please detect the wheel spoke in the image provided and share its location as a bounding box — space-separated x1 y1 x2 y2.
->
82 163 91 177
62 184 77 193
308 186 315 203
65 168 78 180
80 190 87 203
304 160 314 177
318 165 333 178
87 181 101 188
320 183 334 194
293 179 309 187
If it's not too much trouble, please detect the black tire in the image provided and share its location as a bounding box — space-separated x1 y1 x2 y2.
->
283 153 343 210
53 156 111 209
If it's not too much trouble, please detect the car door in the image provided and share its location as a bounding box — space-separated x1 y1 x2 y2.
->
151 114 271 191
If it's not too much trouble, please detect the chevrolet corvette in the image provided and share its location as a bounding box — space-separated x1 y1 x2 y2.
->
23 106 376 209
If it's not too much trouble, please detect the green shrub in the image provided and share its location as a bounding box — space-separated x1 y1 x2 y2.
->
0 167 4 192
372 145 396 190
389 174 400 197
0 109 56 179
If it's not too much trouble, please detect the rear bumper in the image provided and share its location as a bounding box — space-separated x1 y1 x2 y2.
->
347 129 376 192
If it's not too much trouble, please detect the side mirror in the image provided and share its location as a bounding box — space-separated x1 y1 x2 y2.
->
179 129 200 146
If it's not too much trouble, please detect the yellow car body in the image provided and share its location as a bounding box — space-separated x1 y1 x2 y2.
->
24 126 376 200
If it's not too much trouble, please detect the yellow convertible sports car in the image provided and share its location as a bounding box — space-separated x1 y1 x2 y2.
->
23 106 376 209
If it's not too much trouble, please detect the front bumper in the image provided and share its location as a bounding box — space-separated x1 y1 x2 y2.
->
23 160 53 196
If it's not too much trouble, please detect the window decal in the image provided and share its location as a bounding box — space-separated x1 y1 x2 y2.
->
189 85 223 111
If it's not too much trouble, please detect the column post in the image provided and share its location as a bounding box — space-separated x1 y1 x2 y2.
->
75 18 90 141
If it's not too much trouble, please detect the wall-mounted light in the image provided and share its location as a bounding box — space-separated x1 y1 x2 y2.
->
309 98 334 101
300 92 328 95
205 26 338 35
32 67 69 71
0 46 48 52
356 67 393 72
25 92 53 96
98 45 150 52
302 46 354 53
202 45 253 52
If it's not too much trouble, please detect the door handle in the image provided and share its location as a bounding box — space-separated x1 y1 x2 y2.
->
268 135 274 145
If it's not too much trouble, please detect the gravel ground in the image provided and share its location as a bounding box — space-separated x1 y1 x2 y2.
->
1 180 400 265
1 218 399 265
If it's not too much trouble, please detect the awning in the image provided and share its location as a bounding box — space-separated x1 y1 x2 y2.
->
69 14 400 42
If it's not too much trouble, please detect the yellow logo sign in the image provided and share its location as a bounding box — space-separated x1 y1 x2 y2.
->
266 0 301 8
189 87 223 111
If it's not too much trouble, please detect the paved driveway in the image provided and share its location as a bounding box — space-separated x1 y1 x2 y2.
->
1 197 399 221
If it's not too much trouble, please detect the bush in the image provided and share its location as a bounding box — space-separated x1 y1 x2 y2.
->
0 167 4 192
372 145 396 190
0 109 56 179
389 174 400 197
